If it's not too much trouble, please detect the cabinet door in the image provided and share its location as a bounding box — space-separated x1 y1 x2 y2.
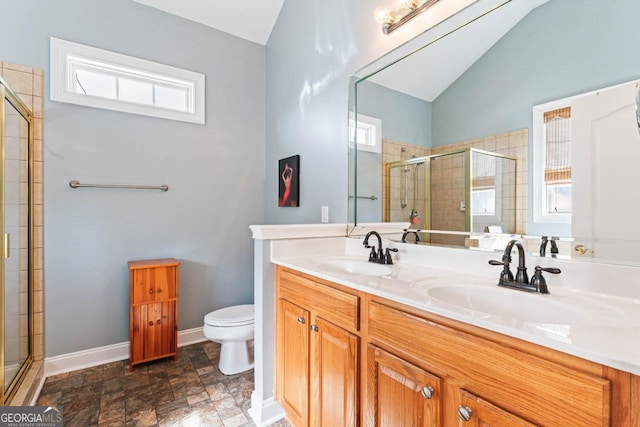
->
131 301 177 363
277 299 310 427
457 390 537 427
309 317 358 427
158 300 177 356
131 266 177 304
366 345 441 427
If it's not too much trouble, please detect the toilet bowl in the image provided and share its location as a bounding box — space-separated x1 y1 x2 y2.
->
203 304 254 375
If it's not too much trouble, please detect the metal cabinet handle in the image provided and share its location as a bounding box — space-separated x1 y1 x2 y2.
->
421 386 434 399
310 325 319 332
297 317 305 324
149 289 154 294
458 406 472 422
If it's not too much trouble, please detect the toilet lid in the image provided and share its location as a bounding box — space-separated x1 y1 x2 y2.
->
204 304 254 326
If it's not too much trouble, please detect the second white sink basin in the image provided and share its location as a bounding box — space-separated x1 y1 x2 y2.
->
318 259 393 277
425 284 584 324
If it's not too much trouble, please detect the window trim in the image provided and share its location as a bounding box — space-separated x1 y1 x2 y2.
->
349 113 382 153
532 98 571 225
50 37 205 124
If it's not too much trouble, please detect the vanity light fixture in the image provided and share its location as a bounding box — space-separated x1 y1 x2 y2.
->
374 0 443 34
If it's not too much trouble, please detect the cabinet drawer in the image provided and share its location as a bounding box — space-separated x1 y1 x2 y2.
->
278 268 359 331
131 265 177 304
368 300 611 426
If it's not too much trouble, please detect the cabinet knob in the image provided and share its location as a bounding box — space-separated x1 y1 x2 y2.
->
457 406 473 422
297 317 305 324
310 325 319 332
156 319 161 325
149 289 154 294
421 386 434 399
148 321 154 326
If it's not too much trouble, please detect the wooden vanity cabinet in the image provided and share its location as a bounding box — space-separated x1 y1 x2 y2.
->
365 296 626 426
275 266 361 427
128 258 180 371
275 267 637 426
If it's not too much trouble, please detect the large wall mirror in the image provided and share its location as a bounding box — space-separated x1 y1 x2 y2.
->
348 0 640 264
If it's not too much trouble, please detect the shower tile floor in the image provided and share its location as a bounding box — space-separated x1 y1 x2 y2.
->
36 341 291 427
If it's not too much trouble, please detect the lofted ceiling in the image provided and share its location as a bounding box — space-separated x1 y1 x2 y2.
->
131 0 284 45
362 0 550 102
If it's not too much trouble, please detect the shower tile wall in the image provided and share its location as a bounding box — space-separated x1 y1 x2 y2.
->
382 139 430 227
383 130 528 247
429 129 528 246
1 61 44 404
430 152 467 247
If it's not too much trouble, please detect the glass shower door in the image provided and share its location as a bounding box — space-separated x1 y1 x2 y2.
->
2 89 31 399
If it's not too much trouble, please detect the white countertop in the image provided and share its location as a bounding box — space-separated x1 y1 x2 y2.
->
271 237 640 375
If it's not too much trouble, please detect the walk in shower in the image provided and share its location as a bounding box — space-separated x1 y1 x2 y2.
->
384 148 517 246
0 76 33 404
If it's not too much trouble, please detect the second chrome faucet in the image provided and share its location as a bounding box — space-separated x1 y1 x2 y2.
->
489 239 560 294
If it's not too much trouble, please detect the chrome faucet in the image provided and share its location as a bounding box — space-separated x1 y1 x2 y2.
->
489 239 560 293
363 231 398 264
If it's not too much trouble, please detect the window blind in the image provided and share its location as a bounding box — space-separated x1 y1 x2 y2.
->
544 106 571 183
472 152 496 189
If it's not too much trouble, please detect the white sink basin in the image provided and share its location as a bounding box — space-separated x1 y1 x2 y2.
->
318 259 393 277
425 284 584 324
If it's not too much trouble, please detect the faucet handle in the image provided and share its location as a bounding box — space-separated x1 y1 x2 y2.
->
530 266 561 294
367 245 377 262
489 259 514 283
384 247 398 265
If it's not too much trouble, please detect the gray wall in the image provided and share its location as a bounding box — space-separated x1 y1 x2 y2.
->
431 0 640 236
1 0 265 357
432 0 640 146
355 80 432 222
264 0 429 224
358 81 432 148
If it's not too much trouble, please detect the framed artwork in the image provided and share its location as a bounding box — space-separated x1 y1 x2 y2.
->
278 155 300 207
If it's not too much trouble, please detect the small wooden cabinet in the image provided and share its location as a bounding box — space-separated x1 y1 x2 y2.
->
276 267 360 427
128 258 180 371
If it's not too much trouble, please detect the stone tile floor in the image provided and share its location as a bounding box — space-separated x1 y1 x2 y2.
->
36 341 291 427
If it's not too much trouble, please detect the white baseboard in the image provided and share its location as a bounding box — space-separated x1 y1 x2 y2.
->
248 393 285 426
44 327 206 377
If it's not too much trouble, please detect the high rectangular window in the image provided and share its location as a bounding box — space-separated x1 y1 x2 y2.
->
349 113 382 153
51 37 205 124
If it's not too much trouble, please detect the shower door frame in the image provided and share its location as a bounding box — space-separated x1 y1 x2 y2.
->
0 76 34 405
383 155 431 230
384 148 517 235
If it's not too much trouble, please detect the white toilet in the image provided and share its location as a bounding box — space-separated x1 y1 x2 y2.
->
203 304 255 375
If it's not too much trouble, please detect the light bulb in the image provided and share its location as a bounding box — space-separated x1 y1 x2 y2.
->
374 6 391 23
397 0 417 9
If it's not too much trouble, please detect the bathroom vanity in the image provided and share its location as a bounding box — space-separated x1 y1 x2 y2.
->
270 237 640 427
